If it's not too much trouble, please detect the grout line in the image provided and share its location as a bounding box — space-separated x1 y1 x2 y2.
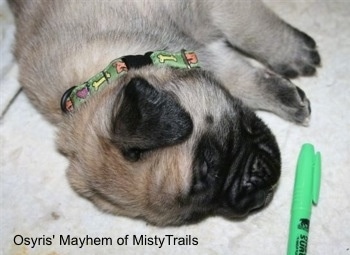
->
0 88 22 120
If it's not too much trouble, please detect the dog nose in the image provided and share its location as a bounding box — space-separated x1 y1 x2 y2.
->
264 188 274 206
251 188 275 212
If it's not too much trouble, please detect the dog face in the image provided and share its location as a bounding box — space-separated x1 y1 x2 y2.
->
57 66 281 226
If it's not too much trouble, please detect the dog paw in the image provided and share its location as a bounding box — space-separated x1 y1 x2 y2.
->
261 72 311 125
268 28 321 79
288 86 311 126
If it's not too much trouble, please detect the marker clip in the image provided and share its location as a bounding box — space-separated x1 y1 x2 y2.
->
312 151 321 205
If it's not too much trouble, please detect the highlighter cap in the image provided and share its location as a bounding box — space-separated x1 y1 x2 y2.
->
292 143 321 210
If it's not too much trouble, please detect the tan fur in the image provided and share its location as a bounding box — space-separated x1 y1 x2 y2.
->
10 0 320 225
55 67 230 225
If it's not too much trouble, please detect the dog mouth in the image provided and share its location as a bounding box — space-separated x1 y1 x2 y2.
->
236 158 280 213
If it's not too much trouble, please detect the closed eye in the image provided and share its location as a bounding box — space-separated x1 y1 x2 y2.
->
122 147 151 162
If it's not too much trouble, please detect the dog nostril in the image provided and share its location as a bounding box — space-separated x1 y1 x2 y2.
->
202 160 208 176
264 189 274 206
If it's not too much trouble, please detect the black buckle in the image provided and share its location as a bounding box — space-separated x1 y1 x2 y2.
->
60 86 76 113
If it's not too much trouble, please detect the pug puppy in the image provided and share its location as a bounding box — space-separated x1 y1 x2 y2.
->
9 0 320 226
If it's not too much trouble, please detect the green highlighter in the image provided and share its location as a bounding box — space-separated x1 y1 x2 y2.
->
287 143 321 255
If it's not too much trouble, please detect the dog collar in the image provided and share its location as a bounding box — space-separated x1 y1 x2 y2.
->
61 50 200 113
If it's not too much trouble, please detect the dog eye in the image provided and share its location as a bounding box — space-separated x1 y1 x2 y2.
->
122 148 145 161
193 153 219 192
201 160 208 177
192 160 209 192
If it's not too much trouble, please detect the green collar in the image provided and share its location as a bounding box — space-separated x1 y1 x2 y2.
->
61 50 200 113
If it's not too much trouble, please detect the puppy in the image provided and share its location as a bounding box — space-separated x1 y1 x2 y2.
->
9 0 320 226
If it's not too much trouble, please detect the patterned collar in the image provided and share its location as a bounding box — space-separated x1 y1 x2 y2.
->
60 50 200 113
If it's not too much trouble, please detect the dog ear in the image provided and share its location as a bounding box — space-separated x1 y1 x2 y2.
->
112 77 193 161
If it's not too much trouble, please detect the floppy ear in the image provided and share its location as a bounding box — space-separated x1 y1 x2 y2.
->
112 77 193 160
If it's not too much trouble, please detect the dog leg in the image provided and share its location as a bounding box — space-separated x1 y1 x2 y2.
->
204 0 321 78
198 41 311 125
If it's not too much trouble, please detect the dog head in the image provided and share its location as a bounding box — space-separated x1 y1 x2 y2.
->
57 66 281 226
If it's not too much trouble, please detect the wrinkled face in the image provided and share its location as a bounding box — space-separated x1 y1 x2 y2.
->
58 67 281 226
